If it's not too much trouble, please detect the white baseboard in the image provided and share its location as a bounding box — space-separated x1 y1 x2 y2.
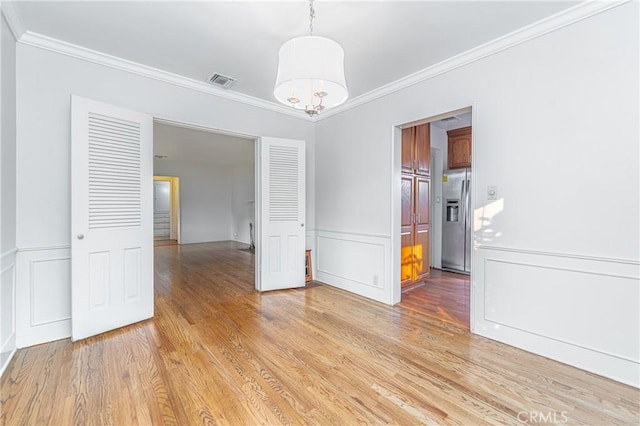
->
1 249 17 376
474 246 639 387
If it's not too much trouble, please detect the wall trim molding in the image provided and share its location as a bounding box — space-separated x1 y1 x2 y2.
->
315 0 629 121
476 248 639 387
18 244 71 252
312 228 391 240
4 1 627 123
17 31 313 122
477 245 640 267
316 235 386 290
0 347 16 377
1 2 25 41
483 258 638 363
315 230 392 304
1 248 18 260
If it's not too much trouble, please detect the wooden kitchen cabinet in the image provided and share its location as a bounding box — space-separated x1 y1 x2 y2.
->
401 173 430 288
400 174 414 287
402 123 430 176
447 126 472 169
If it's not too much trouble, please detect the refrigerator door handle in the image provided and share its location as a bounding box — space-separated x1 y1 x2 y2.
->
460 179 465 228
466 179 471 229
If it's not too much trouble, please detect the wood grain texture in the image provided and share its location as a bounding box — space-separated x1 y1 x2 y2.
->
447 126 472 170
400 268 470 330
2 241 638 425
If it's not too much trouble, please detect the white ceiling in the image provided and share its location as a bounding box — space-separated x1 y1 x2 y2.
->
431 111 472 131
13 1 579 105
154 122 254 166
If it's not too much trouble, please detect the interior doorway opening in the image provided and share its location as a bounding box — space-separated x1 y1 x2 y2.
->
153 175 180 245
152 118 258 277
396 106 473 330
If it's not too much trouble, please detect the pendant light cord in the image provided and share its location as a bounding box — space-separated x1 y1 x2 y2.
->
309 0 315 36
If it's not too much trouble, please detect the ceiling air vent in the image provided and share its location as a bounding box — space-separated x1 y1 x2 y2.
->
441 116 460 123
207 73 236 89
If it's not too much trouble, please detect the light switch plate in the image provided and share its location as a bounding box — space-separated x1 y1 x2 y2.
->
487 186 498 200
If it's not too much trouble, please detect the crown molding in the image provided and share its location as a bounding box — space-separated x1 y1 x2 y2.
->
1 1 26 40
315 0 630 121
7 0 627 123
17 31 314 122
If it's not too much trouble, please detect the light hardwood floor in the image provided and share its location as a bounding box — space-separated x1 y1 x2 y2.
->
399 269 470 330
1 241 638 425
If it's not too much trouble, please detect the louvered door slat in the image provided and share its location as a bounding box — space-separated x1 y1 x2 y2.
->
269 145 299 222
88 112 141 229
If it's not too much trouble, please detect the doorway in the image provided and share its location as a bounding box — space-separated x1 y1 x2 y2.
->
395 107 473 330
152 120 256 247
70 96 308 343
153 175 180 245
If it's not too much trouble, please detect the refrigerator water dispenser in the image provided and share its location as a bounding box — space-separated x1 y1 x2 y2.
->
446 200 459 222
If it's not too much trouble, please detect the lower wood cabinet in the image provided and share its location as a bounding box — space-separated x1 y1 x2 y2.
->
401 174 430 288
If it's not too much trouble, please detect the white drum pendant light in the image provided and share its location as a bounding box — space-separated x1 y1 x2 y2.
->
274 0 348 116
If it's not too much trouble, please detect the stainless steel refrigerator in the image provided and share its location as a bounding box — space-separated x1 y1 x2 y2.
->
442 168 471 274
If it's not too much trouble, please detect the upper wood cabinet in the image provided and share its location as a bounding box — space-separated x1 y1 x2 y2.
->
402 123 430 176
447 126 472 169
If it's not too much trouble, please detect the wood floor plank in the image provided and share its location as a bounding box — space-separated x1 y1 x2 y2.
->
1 241 638 425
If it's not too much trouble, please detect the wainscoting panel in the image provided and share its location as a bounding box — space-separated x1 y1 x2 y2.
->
315 230 391 304
31 257 71 325
1 249 17 375
474 246 640 387
16 246 72 348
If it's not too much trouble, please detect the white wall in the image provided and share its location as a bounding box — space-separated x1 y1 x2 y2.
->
154 160 234 244
430 124 448 170
0 9 18 375
15 43 315 347
231 164 255 245
314 3 639 386
429 149 443 269
429 125 448 269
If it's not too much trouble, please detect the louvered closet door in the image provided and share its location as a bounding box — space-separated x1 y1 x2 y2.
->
257 137 306 291
71 95 153 341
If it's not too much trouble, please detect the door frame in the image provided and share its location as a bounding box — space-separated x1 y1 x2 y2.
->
390 105 476 332
153 176 180 242
152 117 266 287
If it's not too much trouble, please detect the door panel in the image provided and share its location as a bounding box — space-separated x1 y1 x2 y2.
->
71 95 153 341
414 227 430 280
414 176 431 280
401 127 414 174
415 176 430 226
415 123 431 176
401 175 414 286
257 137 306 291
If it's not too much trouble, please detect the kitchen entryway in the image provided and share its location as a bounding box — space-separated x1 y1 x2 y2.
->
399 108 472 330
